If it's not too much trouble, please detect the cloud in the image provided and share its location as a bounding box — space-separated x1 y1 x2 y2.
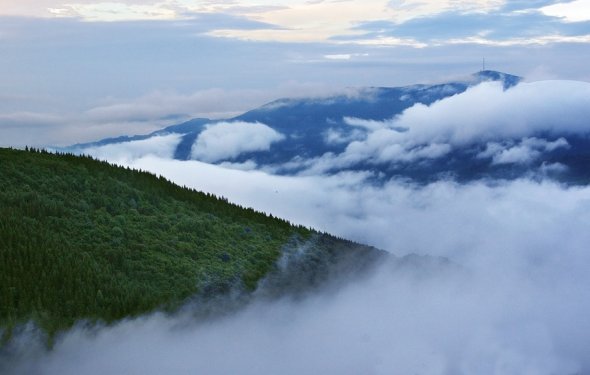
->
77 134 182 162
289 80 590 174
322 127 366 145
478 137 570 165
323 53 370 60
190 122 285 163
6 156 590 374
259 0 504 41
346 7 590 47
0 111 72 148
540 0 590 22
0 0 515 44
50 2 176 21
393 80 590 144
0 0 285 22
88 0 495 44
0 111 64 129
344 116 397 131
342 129 452 164
0 0 506 23
84 89 281 123
444 34 590 46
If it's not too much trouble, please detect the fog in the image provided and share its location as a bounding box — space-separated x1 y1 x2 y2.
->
4 156 590 374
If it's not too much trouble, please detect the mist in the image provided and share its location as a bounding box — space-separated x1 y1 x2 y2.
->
4 155 590 374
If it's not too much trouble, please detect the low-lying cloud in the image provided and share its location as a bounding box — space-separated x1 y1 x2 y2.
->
191 121 285 163
294 80 590 173
78 134 182 162
393 80 590 144
478 137 570 165
5 156 590 374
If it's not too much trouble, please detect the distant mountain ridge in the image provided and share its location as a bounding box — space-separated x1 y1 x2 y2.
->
65 71 590 184
70 70 520 157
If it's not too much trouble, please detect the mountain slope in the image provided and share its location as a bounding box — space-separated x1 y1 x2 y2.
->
0 148 385 340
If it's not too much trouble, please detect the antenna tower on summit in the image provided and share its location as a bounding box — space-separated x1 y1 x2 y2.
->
482 57 486 71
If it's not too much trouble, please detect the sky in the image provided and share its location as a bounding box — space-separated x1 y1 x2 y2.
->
1 0 590 146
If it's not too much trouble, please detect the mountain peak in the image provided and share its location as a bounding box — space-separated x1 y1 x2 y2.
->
471 70 522 88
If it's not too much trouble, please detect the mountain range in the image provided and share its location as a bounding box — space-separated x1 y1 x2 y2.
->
66 70 590 184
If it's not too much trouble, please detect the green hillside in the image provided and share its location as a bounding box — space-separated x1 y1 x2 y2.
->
0 148 383 342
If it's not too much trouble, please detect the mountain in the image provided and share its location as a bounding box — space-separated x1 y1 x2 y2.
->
0 147 392 343
69 70 520 161
65 71 590 184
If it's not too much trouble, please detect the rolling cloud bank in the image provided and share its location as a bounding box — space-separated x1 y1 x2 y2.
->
5 78 590 374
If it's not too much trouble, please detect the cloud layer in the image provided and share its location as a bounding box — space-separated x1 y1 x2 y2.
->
293 80 590 173
191 121 285 163
393 80 590 144
79 134 182 162
3 0 588 46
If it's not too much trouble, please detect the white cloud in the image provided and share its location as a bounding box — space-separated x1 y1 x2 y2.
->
293 80 590 174
540 0 590 22
218 159 259 171
298 129 451 173
477 137 570 165
393 81 590 145
540 161 569 175
83 89 253 123
207 0 504 43
0 0 171 18
343 116 392 131
322 127 365 145
0 0 504 43
79 134 182 161
444 34 590 46
322 53 370 60
387 0 505 19
337 35 429 48
0 111 64 128
323 54 352 60
493 144 542 165
56 2 177 22
191 121 285 162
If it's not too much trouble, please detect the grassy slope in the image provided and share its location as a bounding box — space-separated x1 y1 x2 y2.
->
0 148 330 338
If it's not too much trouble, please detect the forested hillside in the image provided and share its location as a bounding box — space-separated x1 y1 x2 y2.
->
0 148 382 341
